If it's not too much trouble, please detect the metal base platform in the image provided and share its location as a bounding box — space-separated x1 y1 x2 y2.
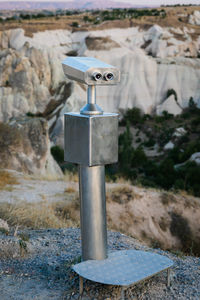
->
72 250 173 298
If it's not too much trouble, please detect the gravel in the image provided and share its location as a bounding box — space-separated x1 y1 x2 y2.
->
0 228 199 299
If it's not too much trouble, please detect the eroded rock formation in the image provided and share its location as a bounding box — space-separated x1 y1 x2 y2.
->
0 117 62 176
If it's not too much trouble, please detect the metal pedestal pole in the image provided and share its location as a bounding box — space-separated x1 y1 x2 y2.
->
79 165 107 261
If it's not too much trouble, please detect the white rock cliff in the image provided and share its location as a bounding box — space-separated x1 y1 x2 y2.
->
0 24 199 145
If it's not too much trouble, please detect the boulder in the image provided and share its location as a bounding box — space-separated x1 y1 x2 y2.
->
164 141 175 151
0 31 67 123
0 219 9 232
175 152 200 169
189 10 200 26
189 152 200 165
173 127 187 138
0 117 63 177
9 28 26 50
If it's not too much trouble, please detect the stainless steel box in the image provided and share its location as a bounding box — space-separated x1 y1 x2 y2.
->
64 112 118 166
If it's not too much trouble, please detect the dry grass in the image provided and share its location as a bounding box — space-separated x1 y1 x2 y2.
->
0 170 18 190
23 170 79 182
0 196 80 229
159 216 168 232
114 177 131 185
65 187 76 193
107 185 140 204
0 15 82 37
63 171 79 183
160 192 177 206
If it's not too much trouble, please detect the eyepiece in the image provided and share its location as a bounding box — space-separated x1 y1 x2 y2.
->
104 72 114 81
93 72 102 81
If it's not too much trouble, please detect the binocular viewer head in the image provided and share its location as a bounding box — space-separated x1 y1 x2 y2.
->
62 57 120 86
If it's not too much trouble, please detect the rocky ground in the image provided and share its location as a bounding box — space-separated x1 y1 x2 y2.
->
0 228 199 300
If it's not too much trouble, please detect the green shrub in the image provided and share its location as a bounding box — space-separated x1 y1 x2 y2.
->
72 22 79 27
143 138 156 148
136 137 141 143
162 110 174 120
166 89 178 102
51 145 64 164
121 107 143 126
131 146 147 168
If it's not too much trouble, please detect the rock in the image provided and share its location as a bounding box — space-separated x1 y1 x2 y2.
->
9 28 26 50
173 127 187 138
164 141 175 150
189 152 200 165
85 35 120 51
0 27 200 147
0 117 63 177
0 236 27 258
0 31 67 122
156 95 182 116
0 219 9 232
189 10 200 25
175 152 200 169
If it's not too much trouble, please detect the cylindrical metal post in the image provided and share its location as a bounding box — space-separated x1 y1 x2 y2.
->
79 165 107 261
87 85 96 104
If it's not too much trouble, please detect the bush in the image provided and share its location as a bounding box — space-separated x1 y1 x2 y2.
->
121 107 143 126
131 146 147 169
166 89 178 102
118 123 134 176
156 159 176 189
177 162 200 197
51 145 64 164
143 138 156 148
72 22 79 27
162 110 174 120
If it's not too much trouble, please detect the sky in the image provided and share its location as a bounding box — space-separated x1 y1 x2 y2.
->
0 0 199 2
115 0 200 4
0 0 199 4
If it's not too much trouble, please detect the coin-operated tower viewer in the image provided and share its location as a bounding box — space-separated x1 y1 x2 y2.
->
62 56 120 261
62 57 173 298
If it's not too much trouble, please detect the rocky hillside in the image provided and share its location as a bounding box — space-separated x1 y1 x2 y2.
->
0 8 200 148
0 8 199 173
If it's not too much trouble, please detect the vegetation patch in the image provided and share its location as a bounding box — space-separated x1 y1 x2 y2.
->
159 217 168 232
160 192 177 206
0 197 80 229
107 186 138 204
106 102 200 197
170 212 200 256
0 170 18 190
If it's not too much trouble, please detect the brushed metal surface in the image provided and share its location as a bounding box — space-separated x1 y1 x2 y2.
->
79 165 107 261
62 56 120 264
62 57 120 85
80 86 103 115
73 250 173 286
64 113 118 166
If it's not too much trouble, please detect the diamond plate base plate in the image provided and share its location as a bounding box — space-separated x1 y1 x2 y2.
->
72 250 173 286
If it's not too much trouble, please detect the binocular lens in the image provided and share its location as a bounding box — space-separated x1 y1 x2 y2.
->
93 72 102 81
105 73 114 81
